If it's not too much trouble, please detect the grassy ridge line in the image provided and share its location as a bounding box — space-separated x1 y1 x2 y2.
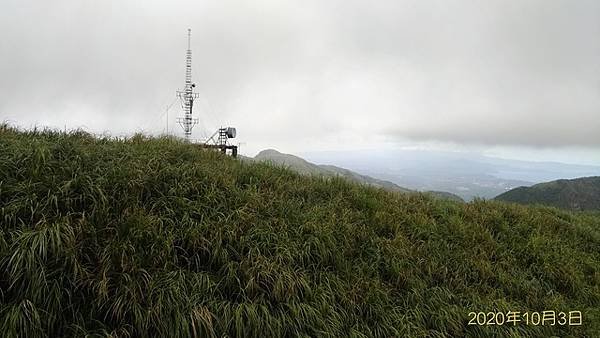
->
251 149 465 202
0 125 599 337
252 149 412 193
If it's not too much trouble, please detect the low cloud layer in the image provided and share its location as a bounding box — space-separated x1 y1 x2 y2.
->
1 0 599 155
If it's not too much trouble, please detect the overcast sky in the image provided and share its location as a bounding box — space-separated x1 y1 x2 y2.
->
1 0 599 164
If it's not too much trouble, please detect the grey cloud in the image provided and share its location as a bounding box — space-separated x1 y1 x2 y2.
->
0 0 599 153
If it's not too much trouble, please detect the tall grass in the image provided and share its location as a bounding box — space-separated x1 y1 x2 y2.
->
0 124 599 337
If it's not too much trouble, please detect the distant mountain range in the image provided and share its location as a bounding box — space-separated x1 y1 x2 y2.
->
300 150 600 200
495 176 600 211
253 149 464 201
250 149 600 209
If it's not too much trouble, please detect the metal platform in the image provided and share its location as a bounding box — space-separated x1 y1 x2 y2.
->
197 143 238 157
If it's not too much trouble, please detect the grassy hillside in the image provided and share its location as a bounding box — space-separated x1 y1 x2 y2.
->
1 126 599 337
254 149 410 193
495 176 600 211
254 149 329 176
254 149 464 201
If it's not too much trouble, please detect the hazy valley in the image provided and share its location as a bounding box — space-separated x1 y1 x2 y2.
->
301 150 600 201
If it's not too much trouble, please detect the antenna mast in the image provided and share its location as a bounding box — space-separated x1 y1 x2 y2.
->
171 29 239 157
176 28 199 141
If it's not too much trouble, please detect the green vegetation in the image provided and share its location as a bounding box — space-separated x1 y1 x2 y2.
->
253 149 464 201
1 125 599 337
253 149 411 192
495 176 600 211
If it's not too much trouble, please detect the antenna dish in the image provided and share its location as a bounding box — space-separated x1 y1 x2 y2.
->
226 127 236 138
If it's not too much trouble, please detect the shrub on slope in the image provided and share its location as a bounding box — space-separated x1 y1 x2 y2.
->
0 126 599 337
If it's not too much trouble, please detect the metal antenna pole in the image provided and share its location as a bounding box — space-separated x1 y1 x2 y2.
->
172 29 238 157
177 28 199 141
